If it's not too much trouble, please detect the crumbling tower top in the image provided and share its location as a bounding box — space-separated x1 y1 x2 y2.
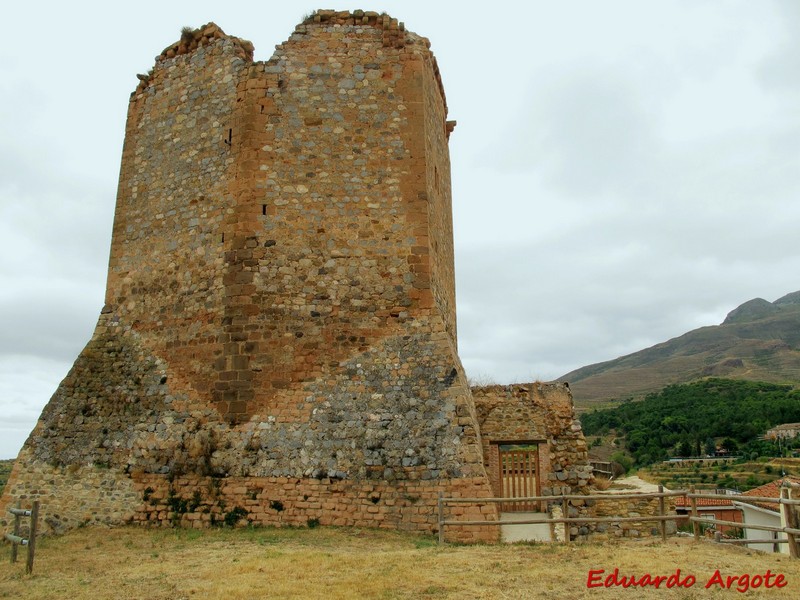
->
136 12 449 118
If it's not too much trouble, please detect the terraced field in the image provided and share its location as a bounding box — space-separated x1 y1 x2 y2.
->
639 458 800 491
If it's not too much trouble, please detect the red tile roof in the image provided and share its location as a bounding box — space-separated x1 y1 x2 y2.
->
738 476 800 512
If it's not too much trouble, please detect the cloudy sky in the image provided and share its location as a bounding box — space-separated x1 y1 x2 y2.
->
1 0 798 458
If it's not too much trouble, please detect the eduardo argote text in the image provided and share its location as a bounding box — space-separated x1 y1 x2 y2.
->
587 568 787 592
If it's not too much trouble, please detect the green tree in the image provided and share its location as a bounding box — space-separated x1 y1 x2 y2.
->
704 438 716 456
721 438 739 453
580 379 800 467
676 440 693 457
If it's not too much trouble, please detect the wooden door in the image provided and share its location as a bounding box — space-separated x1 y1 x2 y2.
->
499 447 539 512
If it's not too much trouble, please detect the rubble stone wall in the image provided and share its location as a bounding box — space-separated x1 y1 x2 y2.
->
592 493 679 540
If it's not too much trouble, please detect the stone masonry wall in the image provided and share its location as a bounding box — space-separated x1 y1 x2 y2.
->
106 24 243 413
472 382 593 540
1 13 499 542
2 454 494 542
472 382 593 498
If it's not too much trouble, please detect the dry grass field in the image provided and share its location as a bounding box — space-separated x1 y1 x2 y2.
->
1 526 799 599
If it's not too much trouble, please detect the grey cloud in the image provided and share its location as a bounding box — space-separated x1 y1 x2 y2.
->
497 69 658 198
758 0 800 90
455 230 798 382
0 292 100 361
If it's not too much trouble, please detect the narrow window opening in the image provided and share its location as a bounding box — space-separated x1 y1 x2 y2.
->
262 204 267 216
221 233 225 243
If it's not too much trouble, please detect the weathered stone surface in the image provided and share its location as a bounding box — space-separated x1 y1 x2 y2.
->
0 13 588 544
473 383 593 499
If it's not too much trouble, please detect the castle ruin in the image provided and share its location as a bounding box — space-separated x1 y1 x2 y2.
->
1 11 591 542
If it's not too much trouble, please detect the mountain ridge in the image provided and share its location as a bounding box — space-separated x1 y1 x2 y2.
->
560 290 800 408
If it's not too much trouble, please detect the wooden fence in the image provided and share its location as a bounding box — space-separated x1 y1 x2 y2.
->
4 500 39 574
437 486 680 544
437 485 800 558
686 485 800 557
589 461 613 477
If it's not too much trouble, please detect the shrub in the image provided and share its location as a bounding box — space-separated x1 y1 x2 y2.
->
180 26 195 44
224 506 248 527
610 452 633 474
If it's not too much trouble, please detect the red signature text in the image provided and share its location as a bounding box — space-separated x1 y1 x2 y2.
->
587 569 695 589
587 568 787 592
705 569 787 593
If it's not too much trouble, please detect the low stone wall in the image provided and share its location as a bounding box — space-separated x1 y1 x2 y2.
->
1 454 498 543
536 490 679 542
131 473 498 543
590 492 678 540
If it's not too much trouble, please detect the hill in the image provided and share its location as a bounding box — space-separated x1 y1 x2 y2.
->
560 290 800 408
581 379 800 466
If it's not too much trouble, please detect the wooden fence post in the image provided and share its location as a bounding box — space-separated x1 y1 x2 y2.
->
437 492 444 545
781 487 798 559
26 501 39 575
562 496 570 544
689 486 699 541
658 485 666 542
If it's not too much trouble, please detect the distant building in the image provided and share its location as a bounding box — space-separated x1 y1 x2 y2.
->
674 494 742 533
764 423 800 440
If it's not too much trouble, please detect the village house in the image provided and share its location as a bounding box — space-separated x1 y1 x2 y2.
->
764 423 800 441
732 476 800 554
674 493 743 534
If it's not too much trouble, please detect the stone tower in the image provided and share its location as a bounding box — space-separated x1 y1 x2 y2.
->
1 11 500 540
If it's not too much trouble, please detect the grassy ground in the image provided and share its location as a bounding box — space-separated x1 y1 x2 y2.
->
1 526 799 599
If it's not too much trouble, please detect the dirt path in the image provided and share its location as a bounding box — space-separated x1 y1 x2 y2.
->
604 475 664 494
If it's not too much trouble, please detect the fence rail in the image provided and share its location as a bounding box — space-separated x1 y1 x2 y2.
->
437 485 800 558
687 485 800 558
590 461 613 476
4 500 39 574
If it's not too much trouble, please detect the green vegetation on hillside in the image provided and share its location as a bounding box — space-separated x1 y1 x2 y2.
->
582 379 800 467
0 459 13 495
